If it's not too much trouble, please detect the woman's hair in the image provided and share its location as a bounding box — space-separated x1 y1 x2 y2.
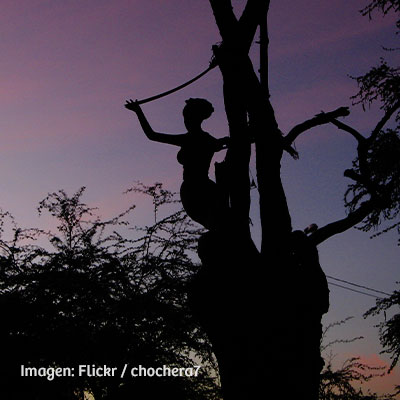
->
183 98 214 121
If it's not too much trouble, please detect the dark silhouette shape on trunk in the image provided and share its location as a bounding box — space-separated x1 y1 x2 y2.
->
290 230 330 400
125 98 230 230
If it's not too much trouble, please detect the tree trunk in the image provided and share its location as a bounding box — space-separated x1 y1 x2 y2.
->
189 2 328 399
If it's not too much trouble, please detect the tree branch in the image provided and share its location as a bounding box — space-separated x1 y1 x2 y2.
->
210 0 270 53
238 0 270 52
309 201 374 245
330 119 366 143
210 0 292 248
285 107 350 145
209 0 238 43
370 100 400 141
344 168 381 195
343 169 368 185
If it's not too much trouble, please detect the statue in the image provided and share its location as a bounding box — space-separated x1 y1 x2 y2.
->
125 98 230 230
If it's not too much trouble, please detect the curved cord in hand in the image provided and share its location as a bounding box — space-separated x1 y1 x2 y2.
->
135 61 217 105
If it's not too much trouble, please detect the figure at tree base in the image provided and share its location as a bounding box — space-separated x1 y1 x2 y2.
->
290 230 330 399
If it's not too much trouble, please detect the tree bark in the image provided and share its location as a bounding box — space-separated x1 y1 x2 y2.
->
207 3 297 400
188 2 400 399
190 2 327 399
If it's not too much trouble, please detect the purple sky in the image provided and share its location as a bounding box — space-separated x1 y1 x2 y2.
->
1 0 399 394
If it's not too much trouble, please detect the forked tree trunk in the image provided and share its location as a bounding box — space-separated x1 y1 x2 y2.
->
189 1 326 399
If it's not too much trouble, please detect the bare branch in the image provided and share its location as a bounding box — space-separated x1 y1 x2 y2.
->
344 169 364 183
209 0 238 42
330 119 366 143
344 169 381 195
238 0 270 51
285 107 350 145
309 201 374 245
210 0 271 52
370 100 400 141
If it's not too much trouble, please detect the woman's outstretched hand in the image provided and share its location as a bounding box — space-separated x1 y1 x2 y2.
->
125 99 141 113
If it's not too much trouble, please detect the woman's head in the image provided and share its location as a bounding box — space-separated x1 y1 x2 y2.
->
183 98 214 128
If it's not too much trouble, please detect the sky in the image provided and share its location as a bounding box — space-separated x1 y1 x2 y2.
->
0 0 399 395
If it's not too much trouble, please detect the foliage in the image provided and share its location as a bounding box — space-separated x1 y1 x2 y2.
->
351 60 400 118
320 319 397 400
0 185 219 399
344 128 400 238
342 0 400 241
350 4 400 394
353 0 399 117
320 358 394 400
365 284 400 377
360 0 400 30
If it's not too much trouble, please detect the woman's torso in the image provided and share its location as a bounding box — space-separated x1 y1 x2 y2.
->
177 132 219 181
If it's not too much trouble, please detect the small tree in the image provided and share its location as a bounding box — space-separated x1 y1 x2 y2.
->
320 357 395 400
341 0 400 243
365 286 400 395
0 185 220 399
358 1 400 395
320 319 396 400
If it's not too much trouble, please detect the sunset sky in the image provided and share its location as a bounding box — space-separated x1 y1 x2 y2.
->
1 0 399 394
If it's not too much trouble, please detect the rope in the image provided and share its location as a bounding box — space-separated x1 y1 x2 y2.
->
136 59 218 105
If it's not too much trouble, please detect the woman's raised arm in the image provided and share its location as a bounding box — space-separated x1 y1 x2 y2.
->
125 99 186 146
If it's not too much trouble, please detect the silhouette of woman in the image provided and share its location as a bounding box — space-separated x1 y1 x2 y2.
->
125 98 229 230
